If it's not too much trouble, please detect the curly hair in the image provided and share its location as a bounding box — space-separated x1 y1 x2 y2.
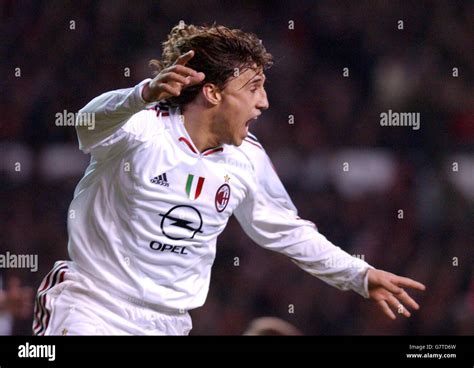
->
149 22 273 108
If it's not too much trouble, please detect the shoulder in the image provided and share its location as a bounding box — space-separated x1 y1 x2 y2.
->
241 132 264 151
121 105 166 140
224 132 270 173
237 132 265 156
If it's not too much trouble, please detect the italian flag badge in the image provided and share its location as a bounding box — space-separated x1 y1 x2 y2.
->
185 174 205 200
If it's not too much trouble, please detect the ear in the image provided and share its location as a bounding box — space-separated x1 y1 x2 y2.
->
202 83 222 106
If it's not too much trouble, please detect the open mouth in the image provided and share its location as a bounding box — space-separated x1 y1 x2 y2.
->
245 115 259 128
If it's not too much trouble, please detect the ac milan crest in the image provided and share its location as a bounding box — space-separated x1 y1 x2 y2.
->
215 184 231 213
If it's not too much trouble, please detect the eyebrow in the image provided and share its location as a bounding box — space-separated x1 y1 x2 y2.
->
239 73 266 90
249 77 265 85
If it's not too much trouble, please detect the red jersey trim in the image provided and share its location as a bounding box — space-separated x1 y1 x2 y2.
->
203 147 224 156
179 137 224 156
244 138 263 150
178 137 198 154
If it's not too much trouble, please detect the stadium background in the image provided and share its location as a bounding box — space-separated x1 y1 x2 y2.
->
1 0 473 335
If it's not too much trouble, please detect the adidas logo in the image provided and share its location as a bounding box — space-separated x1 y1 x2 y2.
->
150 172 169 187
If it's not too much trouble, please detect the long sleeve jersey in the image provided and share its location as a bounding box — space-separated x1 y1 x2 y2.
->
68 79 372 310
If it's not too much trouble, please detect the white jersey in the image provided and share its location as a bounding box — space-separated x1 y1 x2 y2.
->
69 79 372 311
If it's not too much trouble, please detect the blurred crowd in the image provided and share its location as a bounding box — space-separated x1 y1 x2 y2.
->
1 0 473 335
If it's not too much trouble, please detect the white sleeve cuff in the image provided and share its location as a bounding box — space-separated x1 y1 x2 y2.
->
138 78 152 105
355 265 375 299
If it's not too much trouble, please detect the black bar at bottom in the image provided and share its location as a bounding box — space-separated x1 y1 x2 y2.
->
0 336 471 366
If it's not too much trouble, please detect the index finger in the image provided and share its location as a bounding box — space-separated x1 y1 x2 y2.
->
393 276 426 291
174 50 195 66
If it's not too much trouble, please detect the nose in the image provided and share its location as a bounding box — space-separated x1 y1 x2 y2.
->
256 89 269 110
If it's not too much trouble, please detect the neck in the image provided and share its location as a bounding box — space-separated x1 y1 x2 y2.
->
181 104 220 153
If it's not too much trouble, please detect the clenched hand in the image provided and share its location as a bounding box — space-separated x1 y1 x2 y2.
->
142 50 205 102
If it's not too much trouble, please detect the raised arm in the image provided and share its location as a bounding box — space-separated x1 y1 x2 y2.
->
77 50 204 153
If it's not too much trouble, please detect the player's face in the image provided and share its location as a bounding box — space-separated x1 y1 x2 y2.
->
214 68 269 146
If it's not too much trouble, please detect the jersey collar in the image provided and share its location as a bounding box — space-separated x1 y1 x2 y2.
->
168 107 224 157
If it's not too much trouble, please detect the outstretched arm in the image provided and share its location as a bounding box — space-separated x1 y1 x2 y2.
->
367 269 426 319
234 145 427 319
